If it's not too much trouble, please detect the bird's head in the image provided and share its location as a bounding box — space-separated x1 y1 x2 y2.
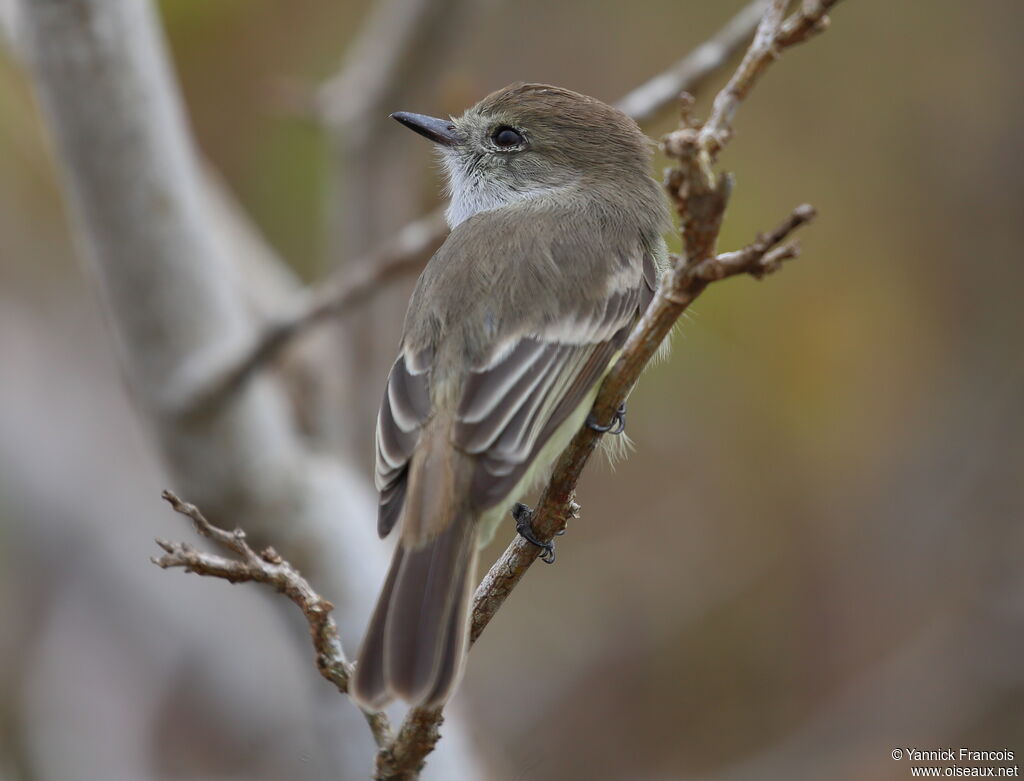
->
392 83 658 228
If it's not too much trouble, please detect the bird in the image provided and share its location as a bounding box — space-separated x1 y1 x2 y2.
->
350 83 670 709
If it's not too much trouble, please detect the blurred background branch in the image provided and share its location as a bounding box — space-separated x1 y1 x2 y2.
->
316 0 482 131
167 209 449 416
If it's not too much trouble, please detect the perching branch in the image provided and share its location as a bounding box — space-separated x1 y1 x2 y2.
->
152 490 394 749
173 0 771 417
466 205 816 636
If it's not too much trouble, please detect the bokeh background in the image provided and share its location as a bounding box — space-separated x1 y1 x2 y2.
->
2 1 1023 779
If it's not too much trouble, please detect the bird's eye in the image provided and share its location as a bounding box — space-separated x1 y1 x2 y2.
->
491 127 524 148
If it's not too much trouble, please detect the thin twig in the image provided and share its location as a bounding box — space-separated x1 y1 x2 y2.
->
699 0 842 161
617 0 771 123
173 0 770 416
151 490 394 749
699 203 815 280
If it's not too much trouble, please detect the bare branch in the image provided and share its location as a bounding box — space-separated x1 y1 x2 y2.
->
375 707 446 781
152 491 394 749
699 0 843 160
616 0 771 123
777 0 839 47
696 203 815 280
182 0 772 414
461 1 832 646
12 0 401 774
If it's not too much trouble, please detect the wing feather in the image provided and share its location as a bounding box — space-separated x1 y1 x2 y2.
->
375 351 432 537
374 228 662 531
455 340 560 450
456 279 646 510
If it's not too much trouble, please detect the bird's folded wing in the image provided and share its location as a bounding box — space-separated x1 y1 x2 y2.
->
375 250 658 535
375 345 432 537
455 280 643 508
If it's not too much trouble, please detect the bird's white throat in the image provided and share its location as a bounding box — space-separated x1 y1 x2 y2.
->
441 150 565 229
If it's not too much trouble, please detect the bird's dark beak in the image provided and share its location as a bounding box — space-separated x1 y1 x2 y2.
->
390 112 460 147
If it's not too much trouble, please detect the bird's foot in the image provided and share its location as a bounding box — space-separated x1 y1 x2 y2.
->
587 402 626 435
512 502 562 564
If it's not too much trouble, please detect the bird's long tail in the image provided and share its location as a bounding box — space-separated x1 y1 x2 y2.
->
351 518 477 708
351 428 477 709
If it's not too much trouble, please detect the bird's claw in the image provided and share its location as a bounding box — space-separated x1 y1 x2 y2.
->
512 502 557 564
587 402 626 435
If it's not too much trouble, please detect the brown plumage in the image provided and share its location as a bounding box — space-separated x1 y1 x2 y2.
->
350 84 670 709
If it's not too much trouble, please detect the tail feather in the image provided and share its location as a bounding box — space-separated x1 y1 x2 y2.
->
386 517 476 704
423 542 477 705
350 546 404 710
351 519 476 709
353 422 477 709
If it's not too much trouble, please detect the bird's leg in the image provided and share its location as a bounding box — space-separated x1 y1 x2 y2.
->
511 502 561 564
587 402 626 435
